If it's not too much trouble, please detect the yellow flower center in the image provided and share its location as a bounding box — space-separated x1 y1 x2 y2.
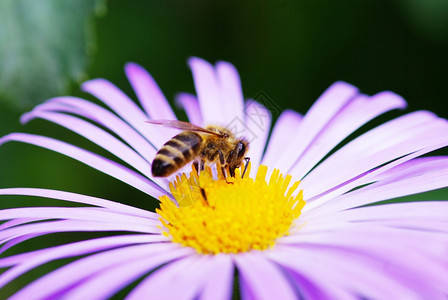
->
157 165 305 254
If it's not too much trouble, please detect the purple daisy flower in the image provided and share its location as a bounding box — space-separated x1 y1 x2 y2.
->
1 57 448 299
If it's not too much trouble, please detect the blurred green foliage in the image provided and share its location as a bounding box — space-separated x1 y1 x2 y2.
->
0 0 105 109
397 0 448 42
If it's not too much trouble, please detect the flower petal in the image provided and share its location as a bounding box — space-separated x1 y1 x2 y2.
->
306 157 448 213
276 265 335 300
215 61 245 125
62 247 194 300
261 109 302 167
81 78 174 148
283 224 448 275
244 101 271 170
0 207 157 227
271 81 358 173
0 218 40 230
0 133 167 198
0 235 161 289
127 255 216 300
9 243 188 300
175 92 204 125
188 57 224 124
0 219 160 245
288 91 407 179
302 111 448 200
322 201 448 227
21 110 153 178
371 155 448 183
297 212 448 255
0 188 157 218
0 233 45 254
270 245 441 299
235 252 297 300
125 62 176 120
28 96 158 164
199 254 234 300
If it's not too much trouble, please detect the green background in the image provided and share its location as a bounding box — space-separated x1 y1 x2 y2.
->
0 0 447 296
1 0 447 205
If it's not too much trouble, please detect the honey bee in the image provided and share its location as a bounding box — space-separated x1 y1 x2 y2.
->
147 120 250 178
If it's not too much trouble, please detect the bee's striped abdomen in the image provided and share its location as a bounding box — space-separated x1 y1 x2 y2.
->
151 131 203 177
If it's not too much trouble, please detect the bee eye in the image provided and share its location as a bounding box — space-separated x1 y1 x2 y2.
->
236 141 246 159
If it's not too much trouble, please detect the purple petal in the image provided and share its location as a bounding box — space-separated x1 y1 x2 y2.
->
10 243 186 300
175 92 204 125
271 81 358 173
306 157 448 213
21 110 153 178
0 188 157 218
288 91 406 179
268 247 374 299
0 133 167 198
215 61 245 125
199 254 234 300
339 201 448 222
125 62 176 120
32 96 158 163
325 231 444 294
188 57 224 124
128 255 215 300
0 251 40 268
28 97 161 162
62 247 194 299
0 218 41 230
261 109 302 167
244 101 271 170
0 223 130 252
0 235 164 288
304 141 448 208
0 219 161 245
0 234 46 254
27 99 172 189
303 201 448 230
296 215 448 253
293 218 448 243
283 224 448 272
278 266 332 300
269 245 441 299
81 78 175 148
301 111 448 201
0 207 158 228
235 252 297 300
371 156 448 182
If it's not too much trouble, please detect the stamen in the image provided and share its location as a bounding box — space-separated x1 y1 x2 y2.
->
157 165 305 254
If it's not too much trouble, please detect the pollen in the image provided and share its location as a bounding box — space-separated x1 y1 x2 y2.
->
157 165 305 254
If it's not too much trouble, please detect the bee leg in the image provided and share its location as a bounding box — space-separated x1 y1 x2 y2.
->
217 150 228 180
229 166 236 177
211 150 233 182
242 157 250 178
217 150 231 181
199 159 205 172
193 161 199 174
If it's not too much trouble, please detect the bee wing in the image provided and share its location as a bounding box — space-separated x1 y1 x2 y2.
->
146 120 224 136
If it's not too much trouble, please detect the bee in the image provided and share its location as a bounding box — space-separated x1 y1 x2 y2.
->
147 120 250 179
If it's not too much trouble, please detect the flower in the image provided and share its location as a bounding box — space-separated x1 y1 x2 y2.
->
1 57 448 299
